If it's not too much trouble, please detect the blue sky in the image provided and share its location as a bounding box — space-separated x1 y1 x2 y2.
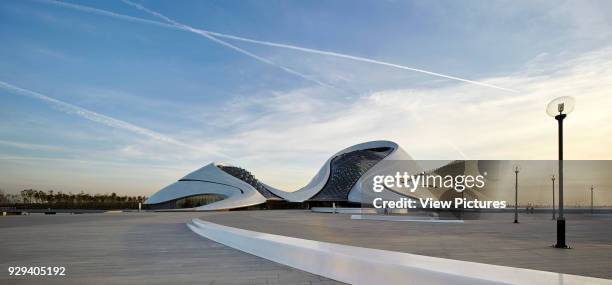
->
1 0 612 197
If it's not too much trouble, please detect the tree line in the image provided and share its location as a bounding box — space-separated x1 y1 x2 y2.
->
0 189 147 210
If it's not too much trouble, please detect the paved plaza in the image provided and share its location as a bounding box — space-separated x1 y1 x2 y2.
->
2 210 611 284
0 212 343 285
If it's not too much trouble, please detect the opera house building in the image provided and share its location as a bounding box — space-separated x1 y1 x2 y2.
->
145 140 497 211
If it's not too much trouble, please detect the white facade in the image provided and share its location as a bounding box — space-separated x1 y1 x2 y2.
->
145 163 267 211
145 140 491 210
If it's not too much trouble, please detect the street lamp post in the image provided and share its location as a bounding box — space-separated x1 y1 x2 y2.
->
460 190 464 220
514 165 520 224
590 185 594 215
547 96 575 249
551 174 556 220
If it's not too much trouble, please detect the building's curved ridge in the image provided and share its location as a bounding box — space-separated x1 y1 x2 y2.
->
263 140 404 202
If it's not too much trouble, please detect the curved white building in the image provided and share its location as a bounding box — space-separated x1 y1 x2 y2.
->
145 140 492 211
145 162 270 211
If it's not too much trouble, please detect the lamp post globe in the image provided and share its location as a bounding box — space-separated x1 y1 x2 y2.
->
546 96 575 117
547 96 575 249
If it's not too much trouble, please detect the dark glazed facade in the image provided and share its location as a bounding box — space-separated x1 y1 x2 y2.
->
308 147 393 201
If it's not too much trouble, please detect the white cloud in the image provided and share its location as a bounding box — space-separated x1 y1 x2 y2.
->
0 140 67 152
195 44 612 190
0 80 230 160
3 44 610 194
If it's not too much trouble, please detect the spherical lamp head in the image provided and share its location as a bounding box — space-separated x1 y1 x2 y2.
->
547 96 575 117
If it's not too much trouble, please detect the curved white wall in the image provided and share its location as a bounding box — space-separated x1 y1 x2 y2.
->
188 219 610 285
145 163 267 211
265 140 405 202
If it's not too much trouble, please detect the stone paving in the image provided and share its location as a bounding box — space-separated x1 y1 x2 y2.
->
0 212 344 285
3 210 610 284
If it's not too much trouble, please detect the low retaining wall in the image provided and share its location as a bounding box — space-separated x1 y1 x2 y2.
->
187 218 610 285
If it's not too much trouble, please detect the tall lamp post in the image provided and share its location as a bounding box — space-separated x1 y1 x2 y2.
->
514 165 520 224
551 174 556 220
590 185 594 215
460 189 464 220
547 96 575 249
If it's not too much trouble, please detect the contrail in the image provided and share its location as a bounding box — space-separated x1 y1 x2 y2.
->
33 1 331 89
35 0 176 29
119 0 334 90
36 0 518 92
207 34 519 93
0 80 223 156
